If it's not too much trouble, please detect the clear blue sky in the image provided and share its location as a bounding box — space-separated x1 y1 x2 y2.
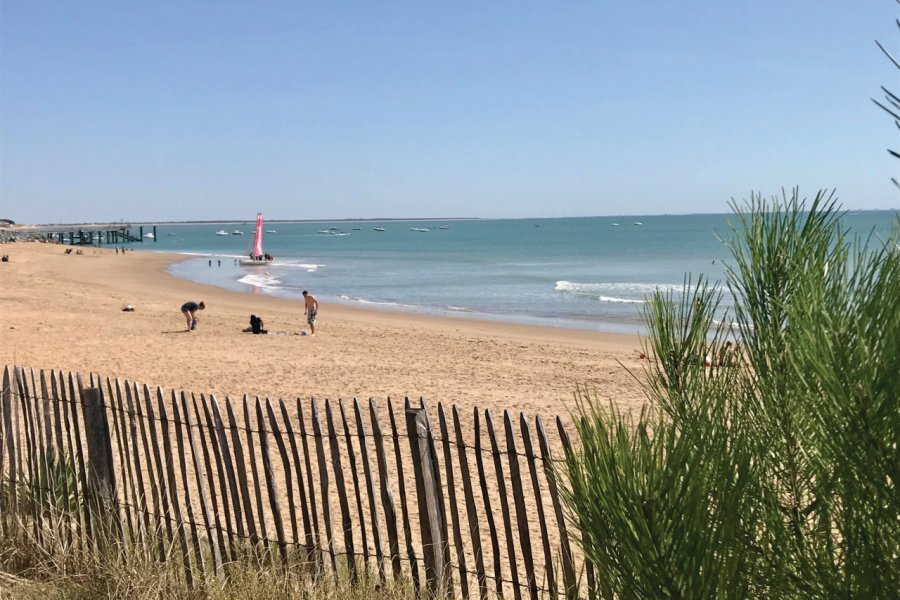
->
1 1 898 223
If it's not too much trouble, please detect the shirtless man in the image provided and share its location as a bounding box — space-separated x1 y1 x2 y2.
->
302 291 318 335
181 301 205 331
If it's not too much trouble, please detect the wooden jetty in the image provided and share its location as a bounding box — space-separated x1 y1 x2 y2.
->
27 224 157 246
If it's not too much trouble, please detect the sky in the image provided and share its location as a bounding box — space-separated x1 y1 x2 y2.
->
1 1 899 223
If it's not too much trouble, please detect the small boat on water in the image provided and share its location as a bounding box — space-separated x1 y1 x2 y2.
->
143 232 155 239
438 225 449 230
265 230 277 234
633 221 643 226
216 230 229 236
232 229 244 235
353 227 362 231
318 229 330 234
410 227 430 232
374 227 386 232
611 223 620 227
239 213 274 266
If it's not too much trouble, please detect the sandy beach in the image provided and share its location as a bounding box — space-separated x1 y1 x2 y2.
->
0 242 646 421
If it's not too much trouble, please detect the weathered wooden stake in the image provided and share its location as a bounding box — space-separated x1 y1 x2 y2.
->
370 398 402 580
109 379 136 546
453 406 488 600
70 374 93 543
438 403 469 599
50 371 74 548
81 387 118 543
391 399 420 596
310 398 338 574
280 398 316 567
182 391 224 581
474 409 502 597
325 399 357 581
485 409 521 600
504 410 537 600
297 398 325 573
339 400 369 574
204 395 239 563
520 415 556 599
244 395 270 562
2 367 16 524
257 398 288 569
406 405 450 598
354 398 387 583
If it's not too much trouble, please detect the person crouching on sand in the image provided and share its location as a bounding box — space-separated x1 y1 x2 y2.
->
302 291 318 335
181 301 205 331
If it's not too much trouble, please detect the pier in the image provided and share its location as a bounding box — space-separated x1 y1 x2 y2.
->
25 224 157 245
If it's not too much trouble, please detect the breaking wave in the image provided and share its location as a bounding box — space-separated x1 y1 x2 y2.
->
555 280 683 303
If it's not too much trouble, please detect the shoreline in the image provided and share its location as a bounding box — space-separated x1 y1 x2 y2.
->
161 248 645 344
164 251 649 336
0 242 647 420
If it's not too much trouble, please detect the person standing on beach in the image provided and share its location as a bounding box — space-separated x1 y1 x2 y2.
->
302 291 318 335
181 301 205 331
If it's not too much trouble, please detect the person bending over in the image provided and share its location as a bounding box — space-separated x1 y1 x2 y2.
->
181 301 205 331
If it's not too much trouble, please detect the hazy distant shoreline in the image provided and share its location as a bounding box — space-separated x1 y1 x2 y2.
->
16 208 896 229
17 217 486 228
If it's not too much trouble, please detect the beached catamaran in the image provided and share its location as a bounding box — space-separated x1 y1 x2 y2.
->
239 213 273 266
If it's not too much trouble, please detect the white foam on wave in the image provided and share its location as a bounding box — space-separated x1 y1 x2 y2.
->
274 260 322 273
338 294 418 309
556 281 683 295
446 305 475 312
555 280 672 303
556 280 730 304
239 273 282 289
337 295 481 318
596 295 645 304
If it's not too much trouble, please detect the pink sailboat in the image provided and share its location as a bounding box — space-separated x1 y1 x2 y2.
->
239 213 274 266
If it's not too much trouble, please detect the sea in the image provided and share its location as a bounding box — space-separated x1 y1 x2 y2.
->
152 212 897 335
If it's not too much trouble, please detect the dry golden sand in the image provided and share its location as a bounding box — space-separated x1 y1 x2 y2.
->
0 242 646 422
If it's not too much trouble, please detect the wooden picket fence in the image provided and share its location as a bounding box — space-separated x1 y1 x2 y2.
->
0 365 591 598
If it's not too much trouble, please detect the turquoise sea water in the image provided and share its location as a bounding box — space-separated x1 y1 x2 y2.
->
154 212 897 334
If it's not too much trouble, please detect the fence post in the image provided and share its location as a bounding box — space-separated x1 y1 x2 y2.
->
81 387 118 542
2 366 16 524
406 405 449 598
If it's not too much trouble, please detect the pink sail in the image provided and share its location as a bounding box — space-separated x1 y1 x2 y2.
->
251 213 264 258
